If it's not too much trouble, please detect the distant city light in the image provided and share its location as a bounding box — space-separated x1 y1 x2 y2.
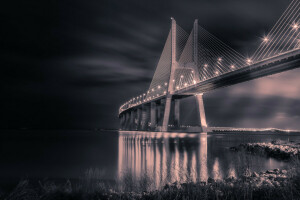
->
164 82 167 86
215 71 219 75
176 86 179 89
193 80 196 84
158 85 161 89
231 65 235 69
184 83 187 86
180 75 184 78
204 64 208 67
217 57 222 62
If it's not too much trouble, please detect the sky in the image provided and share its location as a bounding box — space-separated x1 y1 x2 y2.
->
2 0 300 130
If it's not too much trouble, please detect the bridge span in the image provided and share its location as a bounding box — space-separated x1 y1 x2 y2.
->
119 0 300 132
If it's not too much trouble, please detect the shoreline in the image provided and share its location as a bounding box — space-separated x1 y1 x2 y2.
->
230 140 300 160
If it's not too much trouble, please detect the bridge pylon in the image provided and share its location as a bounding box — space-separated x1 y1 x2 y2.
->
161 18 207 132
161 17 177 132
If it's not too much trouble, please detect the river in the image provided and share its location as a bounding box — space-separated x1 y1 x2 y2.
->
0 130 299 189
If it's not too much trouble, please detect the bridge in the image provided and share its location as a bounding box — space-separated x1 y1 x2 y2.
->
119 0 300 132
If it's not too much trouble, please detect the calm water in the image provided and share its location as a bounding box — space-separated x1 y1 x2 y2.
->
0 130 299 188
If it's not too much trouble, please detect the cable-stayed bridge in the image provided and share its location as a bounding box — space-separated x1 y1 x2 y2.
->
119 0 300 132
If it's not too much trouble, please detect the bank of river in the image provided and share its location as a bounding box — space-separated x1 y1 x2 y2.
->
230 140 300 160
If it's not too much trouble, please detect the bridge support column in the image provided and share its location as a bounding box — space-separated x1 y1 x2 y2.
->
120 114 125 130
136 107 142 130
174 99 180 127
162 96 172 132
125 112 130 130
141 104 150 130
195 94 207 132
150 102 157 130
129 110 134 130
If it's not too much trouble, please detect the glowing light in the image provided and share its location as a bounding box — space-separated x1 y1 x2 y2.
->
163 91 166 94
158 85 161 89
193 80 196 84
292 22 299 30
172 79 175 82
215 71 219 75
231 65 235 69
262 36 269 42
217 57 222 62
152 88 154 91
204 64 208 67
164 82 167 86
176 86 179 89
180 75 184 78
192 70 194 73
246 58 252 64
184 83 187 86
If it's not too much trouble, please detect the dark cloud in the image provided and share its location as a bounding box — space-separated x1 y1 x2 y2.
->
1 0 298 129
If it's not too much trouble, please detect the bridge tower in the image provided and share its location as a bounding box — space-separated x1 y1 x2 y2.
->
161 18 207 132
161 18 177 132
193 19 207 132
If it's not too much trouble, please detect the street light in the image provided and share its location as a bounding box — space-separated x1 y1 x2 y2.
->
246 58 252 64
263 36 269 43
292 22 299 30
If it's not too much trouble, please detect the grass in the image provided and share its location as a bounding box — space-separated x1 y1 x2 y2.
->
1 158 300 200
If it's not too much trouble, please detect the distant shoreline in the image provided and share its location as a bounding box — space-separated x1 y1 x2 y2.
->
210 127 300 134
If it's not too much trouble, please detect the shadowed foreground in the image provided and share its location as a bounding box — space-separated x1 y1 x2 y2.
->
2 160 300 200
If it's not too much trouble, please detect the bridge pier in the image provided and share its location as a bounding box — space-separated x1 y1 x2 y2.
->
124 112 129 130
136 107 142 130
195 93 207 132
130 110 134 130
161 96 172 132
174 99 180 127
122 114 126 130
150 102 157 130
141 104 150 130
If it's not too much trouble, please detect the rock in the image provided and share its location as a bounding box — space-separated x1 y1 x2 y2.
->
252 172 259 177
274 177 286 182
281 169 287 174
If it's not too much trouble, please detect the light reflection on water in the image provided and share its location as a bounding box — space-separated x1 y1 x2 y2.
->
118 131 289 188
0 130 299 187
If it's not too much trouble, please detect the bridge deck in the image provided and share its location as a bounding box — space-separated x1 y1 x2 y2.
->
119 49 300 115
175 49 300 95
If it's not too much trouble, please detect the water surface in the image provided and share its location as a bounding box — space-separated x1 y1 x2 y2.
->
0 130 299 188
